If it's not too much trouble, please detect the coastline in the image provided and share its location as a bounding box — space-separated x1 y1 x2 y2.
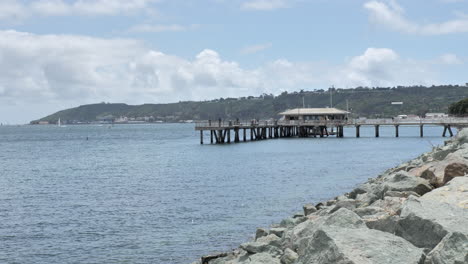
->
196 129 468 264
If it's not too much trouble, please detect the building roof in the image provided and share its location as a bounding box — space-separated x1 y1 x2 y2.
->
279 108 350 116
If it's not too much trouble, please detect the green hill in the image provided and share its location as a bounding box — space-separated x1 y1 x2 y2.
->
32 85 468 124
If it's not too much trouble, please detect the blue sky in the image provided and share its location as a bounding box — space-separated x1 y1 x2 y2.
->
0 0 467 123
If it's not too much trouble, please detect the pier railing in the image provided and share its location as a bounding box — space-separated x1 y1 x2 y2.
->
195 117 468 129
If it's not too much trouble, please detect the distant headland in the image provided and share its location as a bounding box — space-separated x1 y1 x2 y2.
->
30 85 468 125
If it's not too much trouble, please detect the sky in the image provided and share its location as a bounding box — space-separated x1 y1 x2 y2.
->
0 0 468 124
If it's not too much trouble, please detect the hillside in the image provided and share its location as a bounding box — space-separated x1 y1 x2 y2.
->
32 85 468 124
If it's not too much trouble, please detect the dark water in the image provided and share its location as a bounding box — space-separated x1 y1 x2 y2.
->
0 124 451 263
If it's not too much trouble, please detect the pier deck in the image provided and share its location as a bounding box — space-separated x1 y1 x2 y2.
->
195 118 468 144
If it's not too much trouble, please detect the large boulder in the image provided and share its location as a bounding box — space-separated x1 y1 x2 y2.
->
240 234 281 255
381 171 433 195
409 154 468 187
295 226 424 264
424 232 468 264
396 177 468 250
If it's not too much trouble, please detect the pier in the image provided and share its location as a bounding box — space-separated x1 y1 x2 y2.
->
195 117 468 144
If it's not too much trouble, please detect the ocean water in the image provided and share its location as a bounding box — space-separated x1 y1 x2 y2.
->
0 124 451 263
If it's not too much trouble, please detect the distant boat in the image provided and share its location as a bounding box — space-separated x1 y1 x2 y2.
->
58 118 66 128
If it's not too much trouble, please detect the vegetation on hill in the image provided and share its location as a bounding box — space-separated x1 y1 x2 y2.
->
32 85 468 124
448 98 468 116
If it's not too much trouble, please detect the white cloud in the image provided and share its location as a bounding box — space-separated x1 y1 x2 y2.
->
242 0 289 11
0 30 459 123
332 48 435 87
437 53 463 64
364 1 468 35
0 0 27 21
0 0 156 21
240 43 272 54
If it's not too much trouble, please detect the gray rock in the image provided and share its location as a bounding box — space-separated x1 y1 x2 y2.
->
370 196 405 215
382 171 433 196
296 227 424 264
302 203 317 216
246 252 281 264
424 232 468 264
240 234 281 254
292 212 304 218
281 248 298 264
279 218 296 228
269 228 286 238
255 228 268 240
353 206 385 217
329 199 359 214
396 177 468 249
384 190 420 198
364 214 400 234
323 208 365 228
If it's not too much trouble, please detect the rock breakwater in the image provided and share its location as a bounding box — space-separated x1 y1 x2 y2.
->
195 129 468 264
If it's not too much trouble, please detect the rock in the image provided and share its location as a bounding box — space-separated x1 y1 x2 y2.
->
255 228 268 240
409 154 468 187
364 214 400 234
382 171 433 196
396 177 468 249
240 234 281 254
246 252 281 264
283 208 363 252
370 196 405 215
329 199 359 214
292 212 304 218
269 228 286 238
201 253 228 264
384 190 420 198
443 162 468 184
424 232 468 264
302 203 317 216
323 208 365 228
296 227 424 264
353 206 385 217
279 218 295 228
280 248 298 264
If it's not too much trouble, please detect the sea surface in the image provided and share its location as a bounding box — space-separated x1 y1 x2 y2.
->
0 124 452 264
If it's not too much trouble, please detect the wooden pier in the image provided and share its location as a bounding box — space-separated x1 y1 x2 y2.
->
195 118 468 144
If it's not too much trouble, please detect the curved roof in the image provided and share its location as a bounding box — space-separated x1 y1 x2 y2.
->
279 108 350 116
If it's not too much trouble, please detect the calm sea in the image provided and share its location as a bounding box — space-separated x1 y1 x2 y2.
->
0 124 450 263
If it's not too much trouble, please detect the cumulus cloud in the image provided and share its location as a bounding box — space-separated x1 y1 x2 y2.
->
242 0 289 11
364 0 468 35
0 0 156 21
240 43 272 54
332 48 435 87
0 30 458 117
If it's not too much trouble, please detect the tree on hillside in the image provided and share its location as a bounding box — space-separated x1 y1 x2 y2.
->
449 98 468 116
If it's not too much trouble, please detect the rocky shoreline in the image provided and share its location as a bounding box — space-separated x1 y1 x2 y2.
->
195 129 468 264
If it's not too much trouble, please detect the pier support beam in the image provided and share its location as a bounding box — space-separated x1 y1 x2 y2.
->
243 128 246 142
395 125 399 138
375 125 380 138
420 125 424 138
442 125 454 137
356 125 360 138
200 130 203 144
210 130 213 144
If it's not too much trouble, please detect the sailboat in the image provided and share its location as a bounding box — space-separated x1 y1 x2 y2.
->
58 118 66 127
